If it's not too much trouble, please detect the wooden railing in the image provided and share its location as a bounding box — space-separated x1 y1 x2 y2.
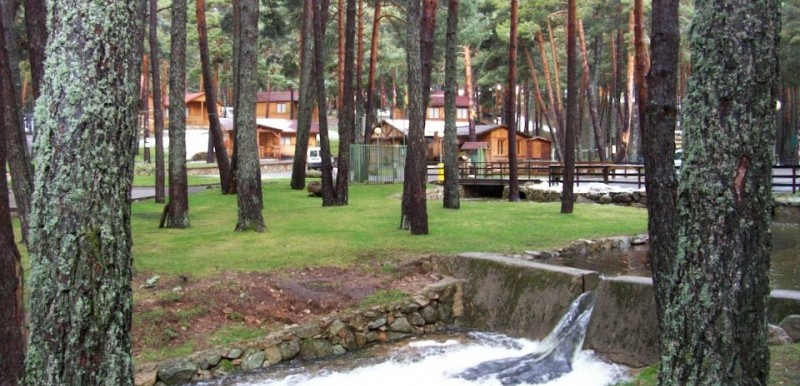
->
434 161 800 193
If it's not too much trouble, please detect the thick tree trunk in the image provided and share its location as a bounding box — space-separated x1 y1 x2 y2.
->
643 0 679 363
401 0 428 234
363 0 381 141
150 0 165 204
0 2 33 244
354 0 365 144
337 0 345 113
141 56 151 163
197 0 233 193
165 0 190 229
561 0 577 213
547 17 564 134
313 0 335 205
290 0 316 190
234 0 265 232
443 0 459 210
23 0 46 99
506 0 519 202
0 20 25 383
24 1 144 384
631 0 649 163
658 0 779 384
333 0 356 205
464 45 476 142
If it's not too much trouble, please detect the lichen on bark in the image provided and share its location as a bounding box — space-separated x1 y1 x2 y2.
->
24 1 144 385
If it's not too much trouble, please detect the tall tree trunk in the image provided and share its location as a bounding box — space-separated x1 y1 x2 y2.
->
24 1 144 384
354 0 365 144
631 0 649 163
165 0 190 229
337 0 345 112
290 0 316 190
643 0 679 370
24 0 46 99
536 31 564 157
334 0 356 205
401 0 428 234
547 17 564 134
363 0 381 141
443 0 459 209
150 0 165 203
528 45 563 160
420 0 437 110
506 0 520 202
658 0 779 384
141 55 151 163
561 0 576 213
0 7 25 381
313 0 335 205
464 45 476 142
197 0 233 193
0 2 33 244
579 19 605 162
234 0 264 232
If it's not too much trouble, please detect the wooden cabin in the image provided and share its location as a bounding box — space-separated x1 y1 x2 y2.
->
220 118 319 159
184 92 224 126
426 93 470 122
255 90 321 121
527 136 552 160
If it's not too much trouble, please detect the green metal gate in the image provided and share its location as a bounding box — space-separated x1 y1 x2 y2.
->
350 144 407 183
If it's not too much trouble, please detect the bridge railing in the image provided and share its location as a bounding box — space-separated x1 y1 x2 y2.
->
432 161 800 193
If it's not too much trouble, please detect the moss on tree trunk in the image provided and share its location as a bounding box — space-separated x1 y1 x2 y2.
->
24 1 144 384
658 0 780 384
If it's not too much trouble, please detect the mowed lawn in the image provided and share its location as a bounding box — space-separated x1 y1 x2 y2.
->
130 180 648 276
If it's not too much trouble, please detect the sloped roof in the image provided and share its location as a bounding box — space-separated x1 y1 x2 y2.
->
256 91 298 103
461 141 489 150
164 92 223 107
428 93 470 108
219 118 319 134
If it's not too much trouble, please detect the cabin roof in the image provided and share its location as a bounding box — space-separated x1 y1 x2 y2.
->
219 118 319 134
256 91 298 103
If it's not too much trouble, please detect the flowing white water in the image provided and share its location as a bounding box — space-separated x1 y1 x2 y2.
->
216 332 628 386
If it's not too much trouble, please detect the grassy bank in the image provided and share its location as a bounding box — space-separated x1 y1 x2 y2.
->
130 180 648 276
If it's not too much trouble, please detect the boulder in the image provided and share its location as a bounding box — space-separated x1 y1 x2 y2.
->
611 192 633 204
240 350 266 371
156 359 197 385
264 346 283 365
278 338 301 360
778 315 800 342
768 324 792 346
389 317 413 333
298 339 335 360
307 181 322 197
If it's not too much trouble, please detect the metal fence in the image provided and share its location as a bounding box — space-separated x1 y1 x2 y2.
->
350 144 407 183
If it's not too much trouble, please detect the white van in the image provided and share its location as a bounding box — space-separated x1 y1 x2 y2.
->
307 147 322 170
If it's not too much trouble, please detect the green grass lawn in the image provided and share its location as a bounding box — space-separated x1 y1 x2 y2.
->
130 181 648 276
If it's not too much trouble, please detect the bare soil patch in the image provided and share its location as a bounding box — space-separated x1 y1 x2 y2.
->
132 257 439 360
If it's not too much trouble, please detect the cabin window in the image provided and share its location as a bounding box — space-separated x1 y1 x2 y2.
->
497 139 505 155
276 103 287 113
428 107 440 119
457 108 468 119
281 137 292 145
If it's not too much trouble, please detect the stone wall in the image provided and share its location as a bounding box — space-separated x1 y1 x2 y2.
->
134 278 465 386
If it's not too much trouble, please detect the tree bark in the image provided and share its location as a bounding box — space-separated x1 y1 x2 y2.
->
337 0 345 113
150 0 165 203
420 0 437 110
165 0 190 229
354 0 365 144
536 31 564 158
197 0 233 193
290 0 316 190
561 0 577 213
23 0 46 99
401 0 428 234
363 0 382 141
642 0 679 366
547 17 564 134
234 0 264 232
526 47 562 160
506 0 519 202
657 0 779 384
442 0 459 210
0 2 33 244
141 55 151 163
333 0 357 205
631 0 648 163
24 1 144 384
0 12 25 381
313 0 335 205
464 45 476 142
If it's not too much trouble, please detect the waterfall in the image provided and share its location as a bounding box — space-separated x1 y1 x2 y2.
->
456 292 596 385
